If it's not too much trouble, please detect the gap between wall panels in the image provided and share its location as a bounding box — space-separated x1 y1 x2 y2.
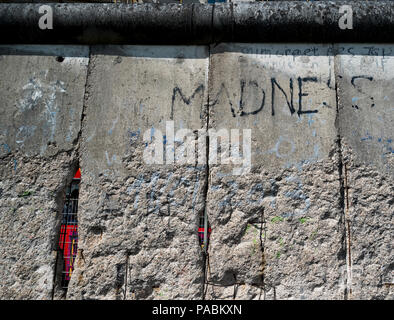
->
52 168 81 299
333 48 352 300
201 43 212 300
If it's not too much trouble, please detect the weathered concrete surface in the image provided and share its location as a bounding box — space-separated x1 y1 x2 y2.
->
336 44 394 299
205 43 346 299
0 45 89 299
0 43 392 300
66 46 209 299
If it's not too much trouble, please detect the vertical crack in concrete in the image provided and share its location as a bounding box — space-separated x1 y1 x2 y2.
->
258 208 267 300
124 251 129 300
232 273 238 299
333 49 351 300
51 175 70 300
57 45 92 299
336 133 348 300
344 163 352 298
75 46 92 160
201 44 212 300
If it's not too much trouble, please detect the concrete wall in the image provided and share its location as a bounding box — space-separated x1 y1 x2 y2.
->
0 45 89 299
0 43 392 300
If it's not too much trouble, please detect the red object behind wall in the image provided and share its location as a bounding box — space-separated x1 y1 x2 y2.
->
58 225 78 281
73 168 81 179
59 168 80 288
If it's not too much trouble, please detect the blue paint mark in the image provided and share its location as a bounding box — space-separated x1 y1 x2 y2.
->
210 185 221 191
307 114 315 127
359 135 394 158
285 175 300 183
130 129 140 137
13 159 17 172
128 129 141 146
105 151 117 166
1 143 11 153
282 175 311 217
247 183 265 205
361 132 373 141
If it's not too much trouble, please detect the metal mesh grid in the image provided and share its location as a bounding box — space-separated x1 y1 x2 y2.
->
58 177 80 290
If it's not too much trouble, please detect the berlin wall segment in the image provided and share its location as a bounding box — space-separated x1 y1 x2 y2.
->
0 43 392 299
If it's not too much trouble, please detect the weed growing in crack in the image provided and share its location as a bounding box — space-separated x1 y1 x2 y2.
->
18 190 33 197
271 216 284 223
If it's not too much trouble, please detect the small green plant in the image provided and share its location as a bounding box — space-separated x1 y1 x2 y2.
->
276 251 281 259
244 224 252 235
18 190 33 198
278 237 284 246
271 216 284 223
299 217 309 224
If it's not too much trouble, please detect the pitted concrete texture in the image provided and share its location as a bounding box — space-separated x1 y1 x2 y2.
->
336 44 394 299
66 46 209 299
0 45 89 299
205 44 345 299
205 161 346 300
0 44 392 300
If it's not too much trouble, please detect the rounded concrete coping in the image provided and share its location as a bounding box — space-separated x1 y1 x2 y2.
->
0 2 393 44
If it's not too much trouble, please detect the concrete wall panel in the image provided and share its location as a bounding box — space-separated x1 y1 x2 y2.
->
205 43 345 299
67 45 209 299
336 44 394 299
0 45 89 299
